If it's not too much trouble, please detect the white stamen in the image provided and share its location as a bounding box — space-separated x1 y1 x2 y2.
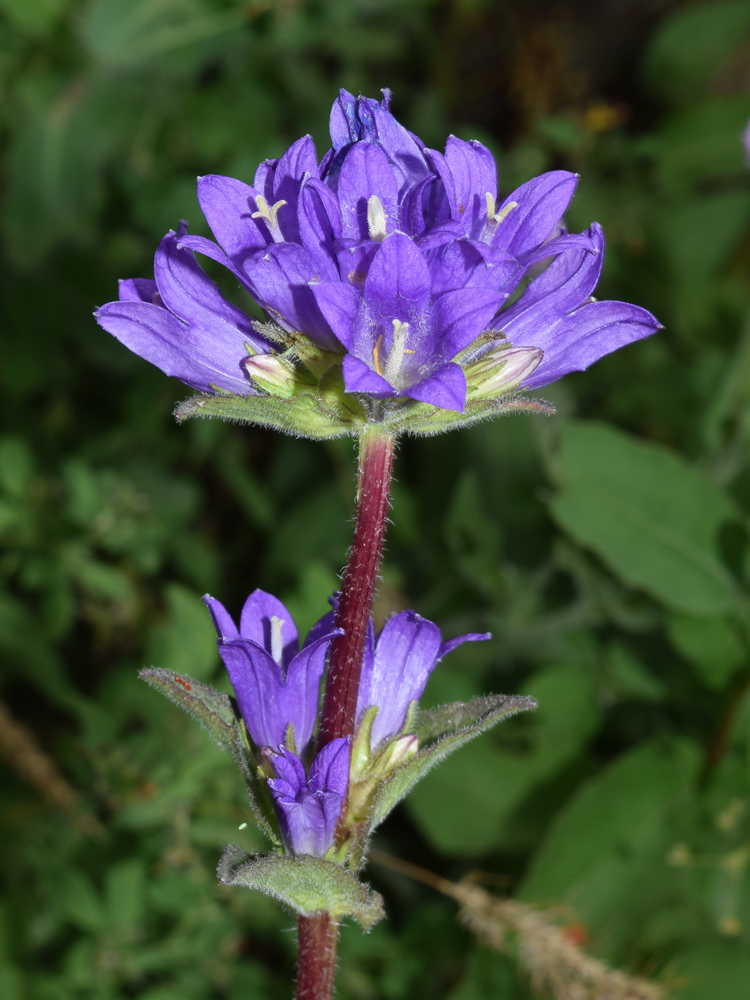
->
269 616 285 665
493 200 518 224
367 195 388 242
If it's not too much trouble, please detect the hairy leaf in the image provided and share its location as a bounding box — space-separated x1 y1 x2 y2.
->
218 845 385 929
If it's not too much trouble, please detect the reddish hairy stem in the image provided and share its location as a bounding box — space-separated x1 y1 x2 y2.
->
295 427 395 1000
296 914 338 1000
317 427 396 747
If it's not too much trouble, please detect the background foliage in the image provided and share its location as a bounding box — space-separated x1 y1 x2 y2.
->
1 0 750 997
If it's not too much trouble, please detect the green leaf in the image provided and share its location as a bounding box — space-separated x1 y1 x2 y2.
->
369 694 536 833
139 668 279 845
217 846 385 930
520 739 700 926
666 614 745 689
551 421 742 615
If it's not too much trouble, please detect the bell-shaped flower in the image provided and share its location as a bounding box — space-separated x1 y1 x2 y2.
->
95 225 272 395
267 738 350 857
356 610 491 751
494 223 660 389
203 590 341 756
313 232 505 410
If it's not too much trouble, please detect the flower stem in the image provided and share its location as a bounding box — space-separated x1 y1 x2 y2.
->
295 913 338 1000
294 426 395 1000
317 425 396 747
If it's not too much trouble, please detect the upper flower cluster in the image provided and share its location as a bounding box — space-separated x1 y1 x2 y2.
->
96 89 660 421
203 588 486 857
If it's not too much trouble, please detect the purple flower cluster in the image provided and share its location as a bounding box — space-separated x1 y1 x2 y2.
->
204 589 485 856
96 89 659 415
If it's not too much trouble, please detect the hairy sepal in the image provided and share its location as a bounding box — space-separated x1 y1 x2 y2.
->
139 668 280 845
347 693 536 870
391 395 556 437
174 390 365 439
218 845 385 930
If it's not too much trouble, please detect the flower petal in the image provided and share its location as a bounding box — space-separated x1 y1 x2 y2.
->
202 594 240 640
342 353 396 396
311 282 361 350
216 640 290 749
439 631 492 658
337 142 399 242
94 300 250 394
444 136 497 237
308 737 350 797
284 632 341 753
358 611 442 748
154 231 265 350
524 300 661 389
433 286 506 358
405 362 467 412
500 224 604 339
363 232 431 328
119 277 157 302
491 170 579 257
197 174 269 260
241 243 340 350
239 589 299 665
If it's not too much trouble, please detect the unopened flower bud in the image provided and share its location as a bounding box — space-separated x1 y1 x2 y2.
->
242 354 316 398
379 734 419 772
464 345 543 399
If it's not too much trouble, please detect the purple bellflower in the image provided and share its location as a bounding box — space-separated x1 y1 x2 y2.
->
203 589 341 755
267 738 350 857
356 610 491 749
96 88 660 428
744 117 750 167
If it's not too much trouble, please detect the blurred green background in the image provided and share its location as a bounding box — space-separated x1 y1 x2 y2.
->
2 0 750 997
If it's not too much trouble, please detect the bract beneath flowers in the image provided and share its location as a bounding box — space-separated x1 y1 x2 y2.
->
97 89 661 434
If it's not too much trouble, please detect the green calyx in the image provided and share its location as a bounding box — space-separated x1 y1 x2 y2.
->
173 325 554 440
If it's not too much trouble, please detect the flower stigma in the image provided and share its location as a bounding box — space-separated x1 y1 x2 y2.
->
251 195 287 241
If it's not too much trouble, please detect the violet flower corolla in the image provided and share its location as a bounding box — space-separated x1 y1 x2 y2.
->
355 609 490 751
95 88 661 426
204 589 349 858
203 588 341 755
744 117 750 167
267 739 350 857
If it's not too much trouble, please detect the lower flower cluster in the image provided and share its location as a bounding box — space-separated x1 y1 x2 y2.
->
203 589 489 858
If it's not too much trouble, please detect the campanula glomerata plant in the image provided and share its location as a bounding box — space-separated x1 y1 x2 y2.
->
96 88 660 1000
